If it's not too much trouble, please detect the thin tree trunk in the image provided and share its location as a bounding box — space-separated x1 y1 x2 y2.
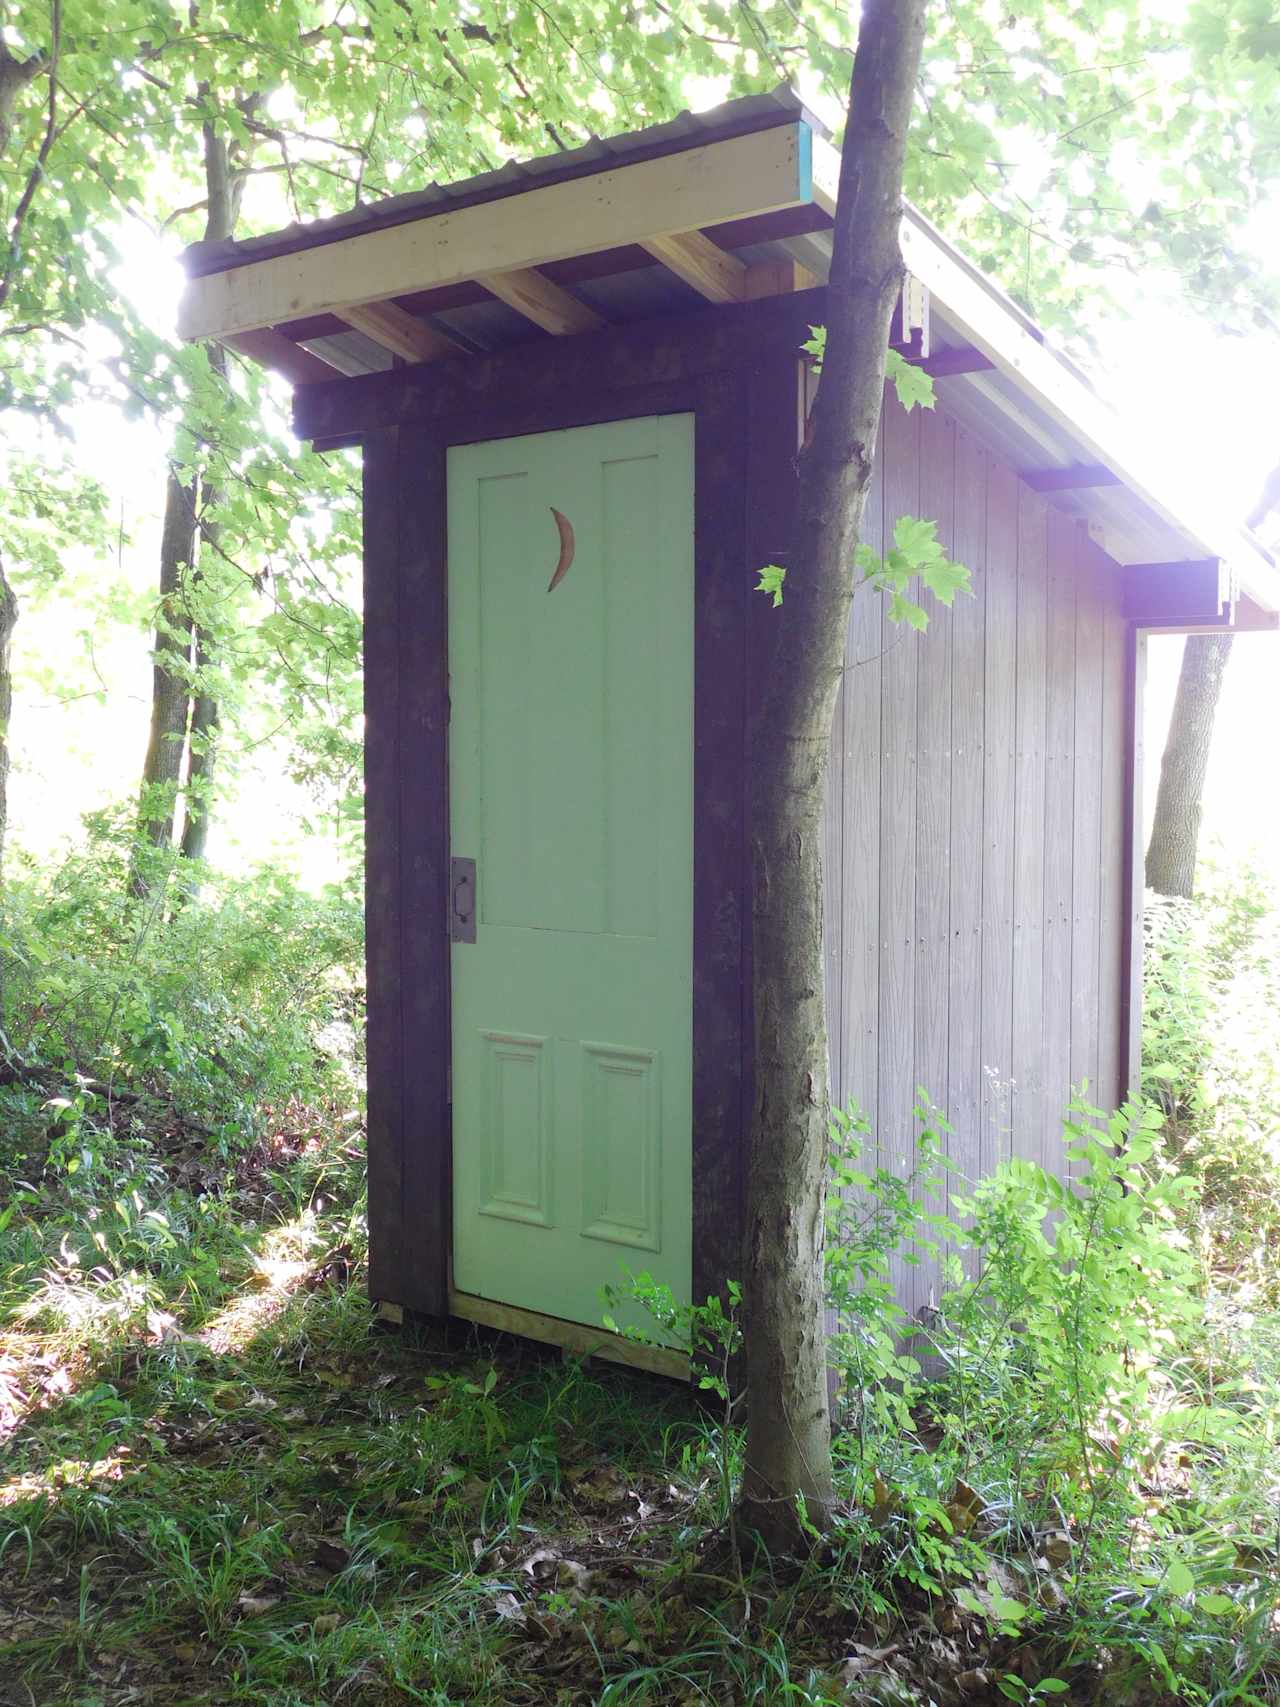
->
178 334 228 866
179 629 217 862
1144 633 1232 898
1143 464 1280 901
739 0 928 1552
0 556 18 878
133 470 197 876
135 121 239 882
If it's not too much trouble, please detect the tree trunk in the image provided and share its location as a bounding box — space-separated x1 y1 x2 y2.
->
135 123 239 882
0 556 18 878
1144 633 1232 899
178 332 229 866
179 628 217 863
738 0 928 1553
134 468 197 874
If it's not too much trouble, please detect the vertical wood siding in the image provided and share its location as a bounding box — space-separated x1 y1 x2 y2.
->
825 408 1131 1316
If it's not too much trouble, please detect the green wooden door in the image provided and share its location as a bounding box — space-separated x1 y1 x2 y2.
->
447 414 694 1330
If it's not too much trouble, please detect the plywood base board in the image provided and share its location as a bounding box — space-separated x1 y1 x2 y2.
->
449 1290 688 1382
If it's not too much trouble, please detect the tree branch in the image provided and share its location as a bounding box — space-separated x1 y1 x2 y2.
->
0 0 60 312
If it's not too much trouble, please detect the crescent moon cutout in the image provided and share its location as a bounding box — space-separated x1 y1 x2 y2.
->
547 507 575 592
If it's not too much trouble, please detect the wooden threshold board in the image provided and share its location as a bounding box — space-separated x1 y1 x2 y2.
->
448 1290 689 1382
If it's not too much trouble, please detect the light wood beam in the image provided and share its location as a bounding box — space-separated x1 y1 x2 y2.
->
475 267 605 335
641 230 747 303
336 299 460 363
179 121 813 343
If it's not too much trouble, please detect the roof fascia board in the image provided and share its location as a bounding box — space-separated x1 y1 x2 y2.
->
178 121 815 345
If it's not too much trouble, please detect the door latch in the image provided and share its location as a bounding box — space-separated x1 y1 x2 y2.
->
450 856 477 943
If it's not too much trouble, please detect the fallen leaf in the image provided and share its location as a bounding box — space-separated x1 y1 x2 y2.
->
313 1539 350 1573
1042 1531 1072 1568
842 1642 901 1680
956 1668 992 1695
523 1547 561 1582
870 1471 899 1524
236 1594 281 1618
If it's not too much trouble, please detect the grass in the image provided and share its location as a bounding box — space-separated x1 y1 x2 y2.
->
2 1089 1277 1707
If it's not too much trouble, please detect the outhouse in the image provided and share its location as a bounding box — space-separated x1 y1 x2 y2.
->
179 89 1279 1369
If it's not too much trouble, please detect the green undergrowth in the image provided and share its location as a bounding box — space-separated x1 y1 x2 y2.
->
0 841 1277 1705
4 1083 1277 1706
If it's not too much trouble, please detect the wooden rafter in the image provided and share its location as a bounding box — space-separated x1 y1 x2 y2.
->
1022 462 1120 494
336 300 460 363
641 231 746 303
475 267 605 335
222 328 345 384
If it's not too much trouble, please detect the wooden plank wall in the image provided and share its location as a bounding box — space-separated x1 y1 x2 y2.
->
824 394 1130 1317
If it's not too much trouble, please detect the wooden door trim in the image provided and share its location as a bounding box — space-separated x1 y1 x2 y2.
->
363 357 793 1323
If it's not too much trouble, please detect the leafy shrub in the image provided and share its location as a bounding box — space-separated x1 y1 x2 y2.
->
1143 853 1280 1293
0 809 362 1143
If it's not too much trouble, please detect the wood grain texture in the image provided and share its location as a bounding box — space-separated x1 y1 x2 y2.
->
475 266 607 334
1121 626 1147 1100
183 122 815 341
815 352 845 1111
914 407 955 1197
878 395 922 1318
223 328 343 384
692 367 752 1313
450 1291 689 1380
337 300 460 363
362 428 406 1308
295 288 829 441
979 459 1019 1169
397 427 453 1316
741 348 806 1278
1041 506 1078 1164
818 403 1137 1309
354 300 1142 1325
838 412 885 1133
1097 568 1129 1110
946 430 988 1189
641 231 747 302
1011 483 1048 1156
1070 535 1106 1112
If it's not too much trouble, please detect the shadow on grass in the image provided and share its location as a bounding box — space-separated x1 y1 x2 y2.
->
0 1136 716 1707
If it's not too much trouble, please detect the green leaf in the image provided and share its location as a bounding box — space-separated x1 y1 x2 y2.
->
893 515 944 563
756 564 786 607
886 347 936 411
920 556 972 606
888 590 929 631
1164 1558 1195 1596
1198 1593 1234 1615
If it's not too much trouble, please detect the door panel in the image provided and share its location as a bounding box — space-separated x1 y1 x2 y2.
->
447 415 694 1330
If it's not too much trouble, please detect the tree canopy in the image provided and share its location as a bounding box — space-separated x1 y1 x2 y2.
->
2 2 1278 858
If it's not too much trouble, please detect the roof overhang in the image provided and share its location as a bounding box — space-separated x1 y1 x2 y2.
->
178 90 1280 616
